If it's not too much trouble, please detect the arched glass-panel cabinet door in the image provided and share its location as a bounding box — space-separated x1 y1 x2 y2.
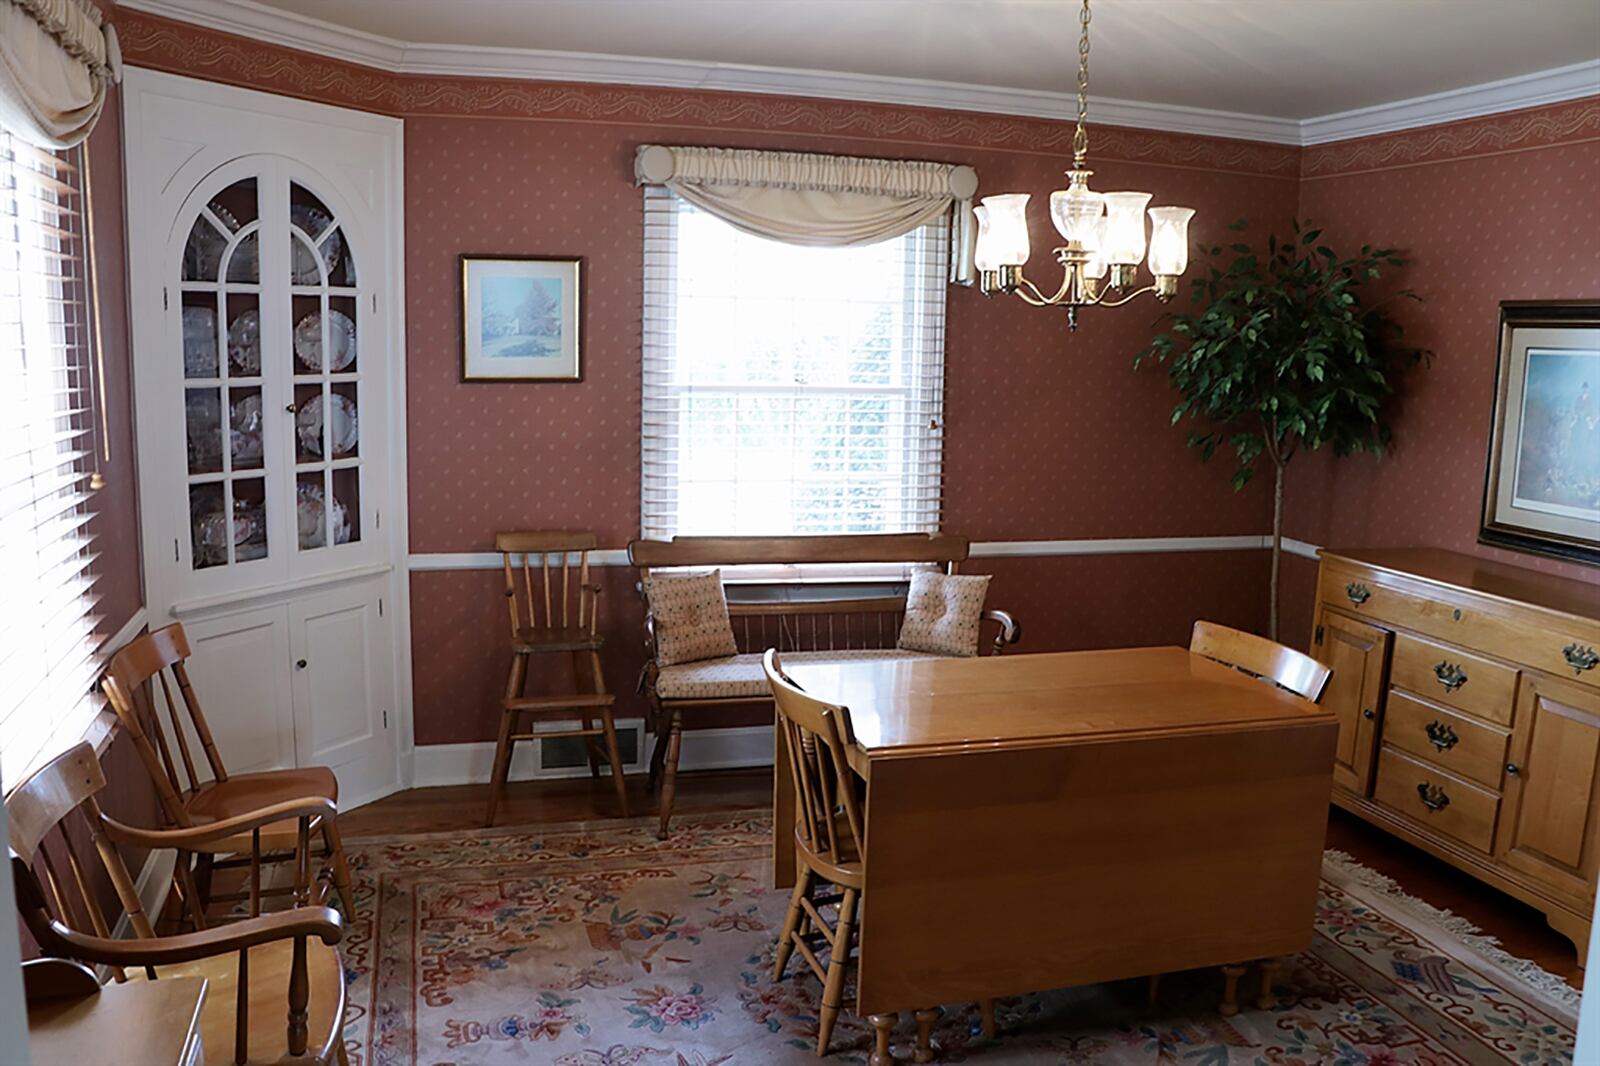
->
168 157 386 603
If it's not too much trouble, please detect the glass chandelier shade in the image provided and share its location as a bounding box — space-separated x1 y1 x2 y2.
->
1147 206 1196 277
970 0 1196 328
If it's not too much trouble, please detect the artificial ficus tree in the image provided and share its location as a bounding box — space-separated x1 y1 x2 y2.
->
1136 221 1428 640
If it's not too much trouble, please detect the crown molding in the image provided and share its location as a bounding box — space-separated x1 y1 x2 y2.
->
118 0 1600 148
1300 59 1600 145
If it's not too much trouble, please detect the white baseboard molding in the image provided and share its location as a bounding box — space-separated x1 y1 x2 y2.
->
412 723 773 789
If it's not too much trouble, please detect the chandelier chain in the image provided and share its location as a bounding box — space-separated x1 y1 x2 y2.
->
1073 0 1091 166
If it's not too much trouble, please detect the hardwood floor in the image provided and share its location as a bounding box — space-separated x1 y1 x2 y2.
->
338 768 1584 989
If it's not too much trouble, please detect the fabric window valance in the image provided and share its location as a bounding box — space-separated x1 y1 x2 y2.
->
0 0 122 148
635 144 979 284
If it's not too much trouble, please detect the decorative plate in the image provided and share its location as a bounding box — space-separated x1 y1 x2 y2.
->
292 308 357 373
182 305 218 378
230 393 263 466
227 309 261 376
291 205 342 284
296 392 358 458
296 480 351 549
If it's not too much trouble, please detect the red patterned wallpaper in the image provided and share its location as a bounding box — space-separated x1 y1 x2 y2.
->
104 8 1600 746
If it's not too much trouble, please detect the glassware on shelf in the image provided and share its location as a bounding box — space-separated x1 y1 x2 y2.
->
185 388 223 474
183 217 225 281
225 231 260 284
189 482 226 568
182 304 219 378
232 479 268 562
290 203 342 284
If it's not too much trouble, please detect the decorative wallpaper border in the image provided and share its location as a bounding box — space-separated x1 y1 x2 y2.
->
113 10 1600 184
114 9 1300 177
1302 96 1600 178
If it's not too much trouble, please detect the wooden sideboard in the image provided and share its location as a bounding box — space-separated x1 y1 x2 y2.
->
1311 548 1600 959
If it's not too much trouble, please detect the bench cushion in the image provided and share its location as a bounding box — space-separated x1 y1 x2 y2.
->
655 648 936 700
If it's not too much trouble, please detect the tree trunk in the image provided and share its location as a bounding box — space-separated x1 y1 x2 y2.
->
1269 458 1285 641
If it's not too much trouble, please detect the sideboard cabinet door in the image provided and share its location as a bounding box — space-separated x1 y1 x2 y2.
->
1314 608 1391 795
1497 672 1600 904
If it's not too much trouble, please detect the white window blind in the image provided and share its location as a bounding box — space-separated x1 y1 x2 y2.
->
641 186 948 542
0 126 101 789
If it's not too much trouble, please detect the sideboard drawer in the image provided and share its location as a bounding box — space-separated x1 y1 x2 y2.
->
1381 689 1509 790
1390 632 1517 726
1373 748 1500 853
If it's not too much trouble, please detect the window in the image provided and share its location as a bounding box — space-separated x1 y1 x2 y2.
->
641 186 948 541
0 126 100 787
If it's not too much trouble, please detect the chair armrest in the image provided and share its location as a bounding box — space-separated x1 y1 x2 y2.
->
983 609 1021 655
100 797 338 851
38 906 344 969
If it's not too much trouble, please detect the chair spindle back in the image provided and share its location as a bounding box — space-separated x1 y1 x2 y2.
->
101 623 229 826
1191 620 1333 702
763 650 866 870
496 531 602 639
7 743 156 981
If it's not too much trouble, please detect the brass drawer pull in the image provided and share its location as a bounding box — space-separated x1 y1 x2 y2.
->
1416 782 1450 812
1345 582 1371 606
1563 643 1599 675
1433 661 1467 692
1424 720 1459 752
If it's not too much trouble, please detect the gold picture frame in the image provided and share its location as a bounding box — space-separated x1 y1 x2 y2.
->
1479 301 1600 566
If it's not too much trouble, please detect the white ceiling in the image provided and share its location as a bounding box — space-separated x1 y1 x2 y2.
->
127 0 1600 140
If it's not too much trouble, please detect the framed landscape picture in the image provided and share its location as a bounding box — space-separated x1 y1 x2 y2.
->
460 255 582 381
1480 301 1600 566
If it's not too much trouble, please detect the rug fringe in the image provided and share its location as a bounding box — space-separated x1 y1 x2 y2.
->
1322 849 1581 1012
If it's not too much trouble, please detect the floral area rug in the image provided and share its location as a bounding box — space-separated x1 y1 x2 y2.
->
337 810 1578 1065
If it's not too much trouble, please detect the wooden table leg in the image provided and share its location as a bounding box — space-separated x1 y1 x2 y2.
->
869 1013 897 1066
979 998 996 1039
1219 964 1247 1017
1256 957 1280 1010
913 1006 941 1063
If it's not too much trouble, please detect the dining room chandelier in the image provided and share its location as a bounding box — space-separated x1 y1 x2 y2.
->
974 0 1196 330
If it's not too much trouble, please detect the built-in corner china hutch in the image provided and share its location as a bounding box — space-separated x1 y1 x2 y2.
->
122 70 407 805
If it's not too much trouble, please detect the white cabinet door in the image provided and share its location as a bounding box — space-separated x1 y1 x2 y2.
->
288 579 396 805
180 606 297 778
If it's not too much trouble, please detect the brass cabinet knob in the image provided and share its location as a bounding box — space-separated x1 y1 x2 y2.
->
1362 708 1375 721
296 658 308 669
1505 762 1520 776
1345 582 1371 607
285 403 298 413
1433 661 1467 692
1416 782 1450 812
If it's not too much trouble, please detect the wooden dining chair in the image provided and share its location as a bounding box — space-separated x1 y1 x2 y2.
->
101 622 356 925
1191 620 1332 702
1151 620 1332 1015
485 531 629 826
8 742 349 1065
764 649 870 1058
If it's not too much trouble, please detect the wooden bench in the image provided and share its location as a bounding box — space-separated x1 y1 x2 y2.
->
627 533 1020 837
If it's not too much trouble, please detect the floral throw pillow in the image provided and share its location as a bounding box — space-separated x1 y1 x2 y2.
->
645 569 739 667
896 571 991 657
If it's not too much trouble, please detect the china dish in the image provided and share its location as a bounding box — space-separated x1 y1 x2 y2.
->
296 392 358 458
293 308 357 372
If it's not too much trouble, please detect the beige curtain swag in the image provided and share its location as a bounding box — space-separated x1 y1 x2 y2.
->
0 0 122 148
635 144 979 284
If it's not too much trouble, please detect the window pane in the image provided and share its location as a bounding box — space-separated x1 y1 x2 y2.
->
641 190 947 540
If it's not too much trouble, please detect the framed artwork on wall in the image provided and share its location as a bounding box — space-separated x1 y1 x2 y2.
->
1479 301 1600 566
460 255 582 381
